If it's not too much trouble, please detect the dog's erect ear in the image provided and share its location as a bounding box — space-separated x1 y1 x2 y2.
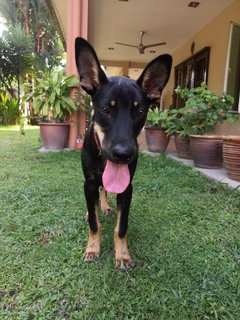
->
75 37 108 95
137 54 172 100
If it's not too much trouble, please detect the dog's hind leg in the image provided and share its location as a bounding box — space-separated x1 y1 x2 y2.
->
84 180 101 262
114 184 135 269
100 187 113 215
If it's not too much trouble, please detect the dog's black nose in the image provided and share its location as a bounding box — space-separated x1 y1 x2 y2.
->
111 144 134 163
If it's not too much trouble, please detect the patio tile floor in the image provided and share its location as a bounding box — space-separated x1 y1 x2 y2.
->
141 150 240 191
167 152 240 190
139 131 240 191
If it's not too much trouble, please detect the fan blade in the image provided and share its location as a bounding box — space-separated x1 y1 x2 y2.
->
143 42 166 49
115 42 138 48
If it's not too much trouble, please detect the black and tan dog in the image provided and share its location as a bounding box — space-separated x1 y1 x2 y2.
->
75 37 172 269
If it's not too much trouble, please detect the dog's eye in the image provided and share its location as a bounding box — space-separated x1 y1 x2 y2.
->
136 109 146 118
100 106 110 115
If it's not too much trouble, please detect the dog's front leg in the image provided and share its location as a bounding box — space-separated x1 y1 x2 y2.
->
84 180 101 262
114 184 135 269
99 187 113 215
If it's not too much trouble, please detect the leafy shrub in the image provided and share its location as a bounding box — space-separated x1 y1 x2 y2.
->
23 69 79 122
145 107 172 129
0 92 20 125
167 83 235 136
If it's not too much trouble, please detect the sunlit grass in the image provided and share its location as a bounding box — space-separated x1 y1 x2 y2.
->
0 125 38 131
0 126 240 319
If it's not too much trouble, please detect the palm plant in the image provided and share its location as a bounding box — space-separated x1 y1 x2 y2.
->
0 0 20 27
0 24 34 103
0 0 64 71
0 0 65 118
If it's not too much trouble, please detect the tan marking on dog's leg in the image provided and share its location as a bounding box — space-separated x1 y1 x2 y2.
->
100 187 113 215
114 210 134 269
84 205 101 262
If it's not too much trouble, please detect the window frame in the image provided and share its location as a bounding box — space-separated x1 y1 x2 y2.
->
224 22 240 113
173 47 210 108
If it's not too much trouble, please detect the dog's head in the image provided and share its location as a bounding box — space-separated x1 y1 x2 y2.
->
75 37 172 164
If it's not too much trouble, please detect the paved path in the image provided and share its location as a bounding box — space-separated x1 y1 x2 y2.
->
142 150 240 190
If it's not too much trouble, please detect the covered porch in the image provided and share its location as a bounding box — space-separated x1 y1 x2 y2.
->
46 0 240 148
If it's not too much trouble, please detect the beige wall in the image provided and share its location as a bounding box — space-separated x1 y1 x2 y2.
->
164 0 240 134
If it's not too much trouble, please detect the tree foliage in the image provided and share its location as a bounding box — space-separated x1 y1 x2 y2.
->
0 0 65 99
0 24 34 100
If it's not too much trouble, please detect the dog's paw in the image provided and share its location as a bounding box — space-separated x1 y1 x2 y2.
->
115 256 135 270
84 252 99 263
102 206 113 216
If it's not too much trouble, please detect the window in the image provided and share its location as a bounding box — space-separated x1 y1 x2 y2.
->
225 23 240 112
173 47 210 108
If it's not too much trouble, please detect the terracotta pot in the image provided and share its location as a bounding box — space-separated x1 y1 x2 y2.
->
39 123 70 150
145 127 170 153
189 135 223 169
75 136 84 150
174 133 192 159
223 136 240 181
75 141 83 150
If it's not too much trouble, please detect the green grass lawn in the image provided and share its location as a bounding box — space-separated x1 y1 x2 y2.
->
0 126 240 320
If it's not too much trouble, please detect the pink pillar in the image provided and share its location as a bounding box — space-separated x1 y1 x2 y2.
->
66 0 89 149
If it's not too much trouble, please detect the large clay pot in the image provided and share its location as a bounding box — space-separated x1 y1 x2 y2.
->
223 136 240 181
145 127 170 153
189 135 223 169
39 123 70 150
174 133 192 159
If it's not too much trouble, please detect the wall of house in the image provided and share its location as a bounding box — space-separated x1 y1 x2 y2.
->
164 0 240 134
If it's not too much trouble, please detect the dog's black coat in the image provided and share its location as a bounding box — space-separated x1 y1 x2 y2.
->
75 37 172 268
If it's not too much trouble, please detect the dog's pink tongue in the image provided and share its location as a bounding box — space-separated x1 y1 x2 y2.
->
103 160 130 194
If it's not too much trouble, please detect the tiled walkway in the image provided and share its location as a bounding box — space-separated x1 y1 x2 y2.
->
167 152 240 190
139 131 240 190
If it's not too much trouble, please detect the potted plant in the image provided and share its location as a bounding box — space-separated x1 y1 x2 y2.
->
166 107 192 159
79 90 92 131
174 83 235 168
223 135 240 181
144 107 171 152
24 69 79 150
75 134 84 150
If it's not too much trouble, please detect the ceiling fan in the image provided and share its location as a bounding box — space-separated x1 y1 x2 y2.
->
115 31 166 54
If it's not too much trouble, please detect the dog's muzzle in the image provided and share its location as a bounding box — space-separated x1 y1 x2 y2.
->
110 144 136 164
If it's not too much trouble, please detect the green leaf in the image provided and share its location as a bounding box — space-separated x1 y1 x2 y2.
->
50 92 56 105
42 102 50 115
0 92 8 104
62 96 77 112
33 99 44 112
52 72 59 86
65 75 79 88
54 100 61 117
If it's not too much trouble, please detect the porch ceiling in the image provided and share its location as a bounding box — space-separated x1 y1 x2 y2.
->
50 0 235 63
